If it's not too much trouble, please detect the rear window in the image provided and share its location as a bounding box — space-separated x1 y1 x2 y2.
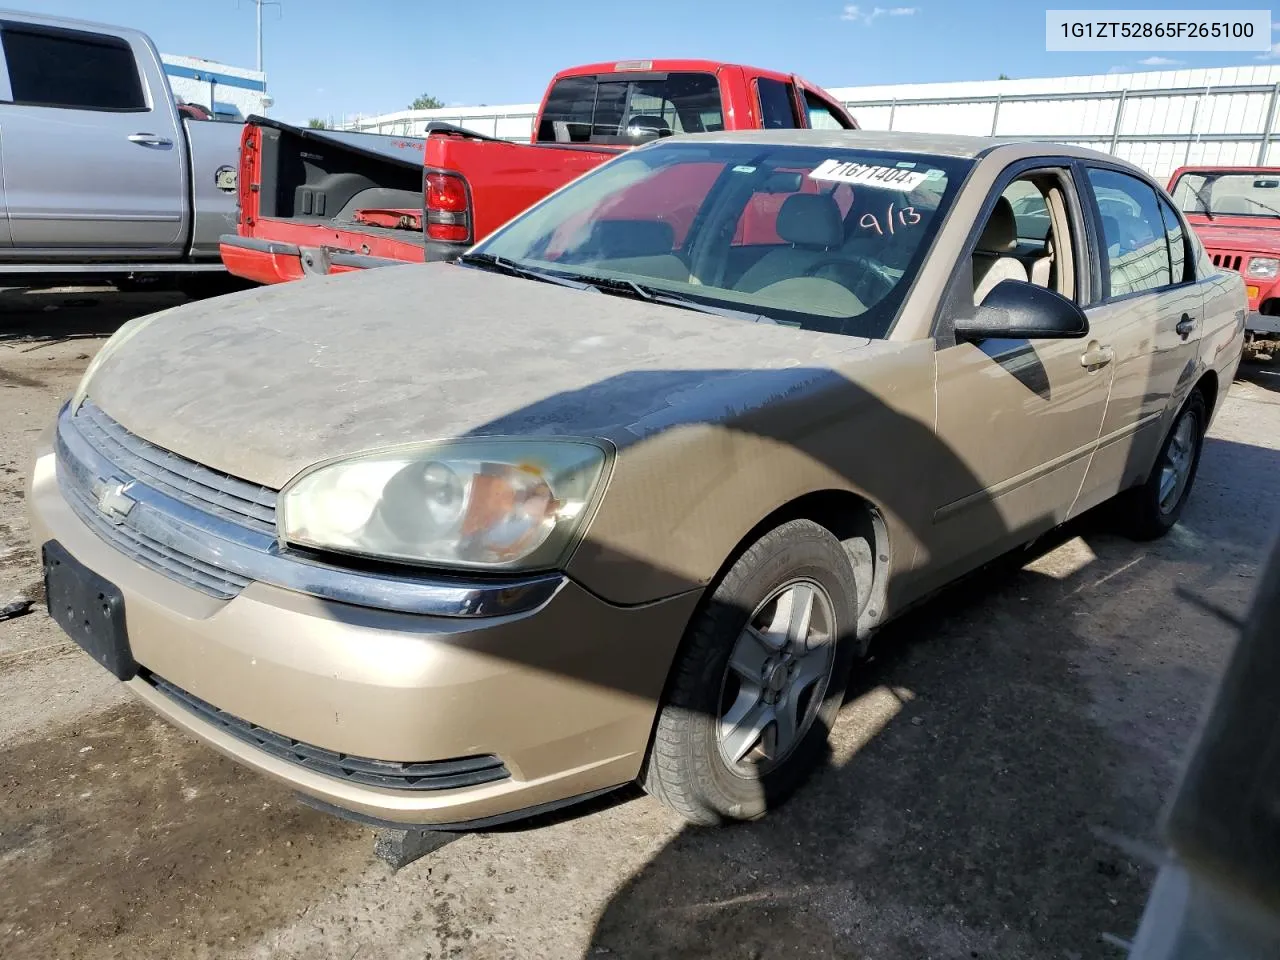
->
536 72 722 145
1 23 145 111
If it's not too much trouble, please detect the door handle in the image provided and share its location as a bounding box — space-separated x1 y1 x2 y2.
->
1080 345 1114 369
1175 313 1197 339
128 133 173 147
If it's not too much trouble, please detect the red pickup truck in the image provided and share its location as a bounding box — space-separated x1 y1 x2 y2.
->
1168 165 1280 357
219 59 859 285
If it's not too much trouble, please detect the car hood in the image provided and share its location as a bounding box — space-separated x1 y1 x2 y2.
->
1189 218 1280 253
85 263 878 489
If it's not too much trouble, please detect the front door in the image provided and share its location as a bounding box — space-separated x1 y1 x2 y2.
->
0 19 185 254
923 164 1113 593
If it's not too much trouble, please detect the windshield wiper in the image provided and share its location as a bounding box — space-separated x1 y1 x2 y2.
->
457 253 593 290
1190 183 1216 221
571 274 778 324
1246 198 1280 219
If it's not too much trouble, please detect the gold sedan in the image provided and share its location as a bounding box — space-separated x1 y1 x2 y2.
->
28 131 1245 829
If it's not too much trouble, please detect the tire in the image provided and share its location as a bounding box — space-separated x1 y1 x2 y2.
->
1117 389 1208 541
642 519 860 826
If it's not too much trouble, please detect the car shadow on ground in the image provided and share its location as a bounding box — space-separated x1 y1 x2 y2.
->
0 287 187 345
1237 356 1280 393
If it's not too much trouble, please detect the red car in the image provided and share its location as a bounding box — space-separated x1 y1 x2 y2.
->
1168 165 1280 356
220 59 859 285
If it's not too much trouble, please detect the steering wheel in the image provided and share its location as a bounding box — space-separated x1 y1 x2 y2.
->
801 254 896 307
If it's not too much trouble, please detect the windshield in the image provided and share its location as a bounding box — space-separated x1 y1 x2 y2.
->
471 141 969 339
536 72 723 145
1171 170 1280 218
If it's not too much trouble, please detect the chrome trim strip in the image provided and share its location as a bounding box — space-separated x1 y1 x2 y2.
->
55 403 566 618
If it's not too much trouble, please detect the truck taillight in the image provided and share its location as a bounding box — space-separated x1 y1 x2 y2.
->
424 171 471 243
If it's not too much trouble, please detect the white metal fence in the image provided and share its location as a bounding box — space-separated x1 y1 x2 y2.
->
341 65 1280 181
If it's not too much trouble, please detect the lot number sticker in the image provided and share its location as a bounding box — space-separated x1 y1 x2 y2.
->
809 159 930 191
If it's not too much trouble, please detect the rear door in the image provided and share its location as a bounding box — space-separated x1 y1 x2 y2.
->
1071 164 1205 513
0 18 186 254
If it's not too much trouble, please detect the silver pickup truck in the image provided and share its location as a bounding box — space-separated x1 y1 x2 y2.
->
0 9 244 294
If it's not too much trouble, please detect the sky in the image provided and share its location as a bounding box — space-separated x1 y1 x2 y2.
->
15 0 1280 124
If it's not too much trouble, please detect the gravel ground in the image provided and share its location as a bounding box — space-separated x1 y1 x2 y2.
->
2 286 1278 960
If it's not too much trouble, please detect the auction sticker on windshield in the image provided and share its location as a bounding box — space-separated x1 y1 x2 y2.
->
809 159 931 191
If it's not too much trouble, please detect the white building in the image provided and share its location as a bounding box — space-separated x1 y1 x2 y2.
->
160 53 269 122
341 64 1280 181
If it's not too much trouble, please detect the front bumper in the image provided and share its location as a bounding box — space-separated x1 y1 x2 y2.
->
1245 311 1280 337
27 442 700 826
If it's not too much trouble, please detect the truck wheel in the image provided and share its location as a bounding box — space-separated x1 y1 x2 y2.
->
642 519 859 825
1116 390 1207 541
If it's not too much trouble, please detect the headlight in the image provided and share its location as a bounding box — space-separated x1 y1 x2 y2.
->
71 306 177 410
1247 257 1279 280
279 439 609 570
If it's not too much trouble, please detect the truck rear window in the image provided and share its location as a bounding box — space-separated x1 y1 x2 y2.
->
536 72 722 145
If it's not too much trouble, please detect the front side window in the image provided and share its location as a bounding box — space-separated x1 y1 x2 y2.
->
535 72 722 145
1087 168 1173 298
1 23 145 111
473 142 968 339
1170 170 1280 220
756 78 800 129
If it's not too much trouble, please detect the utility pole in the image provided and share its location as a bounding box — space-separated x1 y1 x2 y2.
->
245 0 280 74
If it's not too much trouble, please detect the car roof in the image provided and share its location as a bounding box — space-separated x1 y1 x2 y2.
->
659 128 1129 164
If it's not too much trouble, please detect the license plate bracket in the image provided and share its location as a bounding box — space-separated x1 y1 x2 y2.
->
43 540 136 681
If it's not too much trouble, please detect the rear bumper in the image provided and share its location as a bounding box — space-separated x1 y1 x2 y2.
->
219 235 403 284
219 234 465 284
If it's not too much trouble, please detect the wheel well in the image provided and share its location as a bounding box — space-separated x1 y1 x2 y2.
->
713 489 890 646
1194 369 1219 420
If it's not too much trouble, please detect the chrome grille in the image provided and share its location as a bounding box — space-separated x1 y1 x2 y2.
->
74 401 277 535
55 402 278 600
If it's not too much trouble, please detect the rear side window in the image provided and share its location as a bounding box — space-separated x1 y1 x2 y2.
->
536 72 721 145
1087 168 1173 298
756 78 800 129
804 92 850 130
1 23 145 111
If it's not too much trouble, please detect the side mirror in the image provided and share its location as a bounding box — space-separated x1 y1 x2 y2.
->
955 280 1089 342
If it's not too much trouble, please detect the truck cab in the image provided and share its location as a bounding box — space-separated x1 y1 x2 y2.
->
0 9 243 289
220 59 859 285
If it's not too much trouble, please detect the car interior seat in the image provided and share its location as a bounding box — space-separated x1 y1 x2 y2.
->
734 193 845 293
972 196 1029 305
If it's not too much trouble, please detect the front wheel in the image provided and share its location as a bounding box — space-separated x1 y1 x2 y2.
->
1117 390 1207 540
642 519 860 825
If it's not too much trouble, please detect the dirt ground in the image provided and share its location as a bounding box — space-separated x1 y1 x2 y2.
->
1 285 1278 960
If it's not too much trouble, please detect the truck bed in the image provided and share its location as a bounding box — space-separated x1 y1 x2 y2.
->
222 119 430 282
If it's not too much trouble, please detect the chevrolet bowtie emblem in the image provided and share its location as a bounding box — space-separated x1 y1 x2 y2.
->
96 478 137 524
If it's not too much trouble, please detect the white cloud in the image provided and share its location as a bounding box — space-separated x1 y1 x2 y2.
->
1108 65 1130 74
841 5 917 24
1138 56 1183 66
1259 42 1280 59
1273 20 1280 30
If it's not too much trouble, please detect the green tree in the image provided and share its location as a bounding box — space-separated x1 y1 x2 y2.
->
997 73 1011 80
409 93 444 110
307 117 327 129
